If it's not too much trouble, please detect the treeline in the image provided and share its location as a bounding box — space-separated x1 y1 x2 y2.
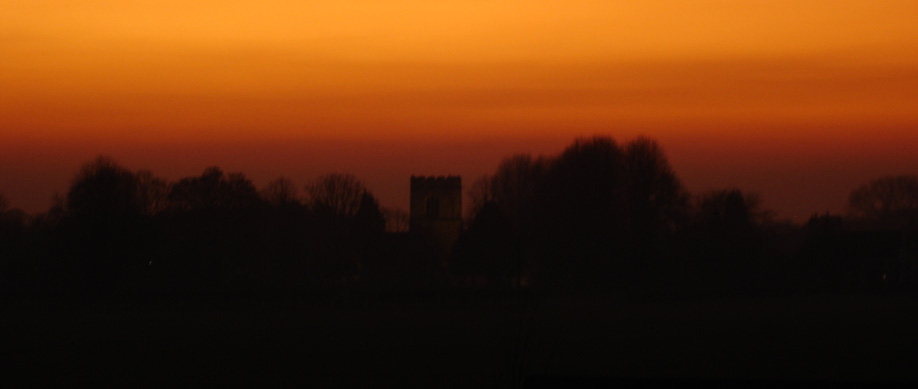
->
452 136 918 297
0 159 437 296
1 136 917 299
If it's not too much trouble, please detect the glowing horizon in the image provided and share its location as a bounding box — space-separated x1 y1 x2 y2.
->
2 1 918 218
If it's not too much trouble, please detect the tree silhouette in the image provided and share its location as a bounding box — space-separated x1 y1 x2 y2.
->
473 154 549 230
353 191 386 236
464 136 696 289
549 136 627 226
681 188 769 294
65 156 141 220
0 194 29 293
839 175 918 288
537 136 629 286
261 177 300 208
169 167 261 212
8 136 904 300
0 193 25 246
697 189 763 231
306 173 367 219
624 137 689 236
382 207 410 233
58 156 149 292
135 170 171 216
452 201 519 287
849 175 918 225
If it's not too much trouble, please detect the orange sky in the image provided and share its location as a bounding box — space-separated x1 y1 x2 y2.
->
2 1 918 219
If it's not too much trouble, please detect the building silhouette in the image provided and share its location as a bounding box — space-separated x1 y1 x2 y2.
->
410 176 462 255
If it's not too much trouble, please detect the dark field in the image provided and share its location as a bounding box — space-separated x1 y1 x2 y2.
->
4 292 918 387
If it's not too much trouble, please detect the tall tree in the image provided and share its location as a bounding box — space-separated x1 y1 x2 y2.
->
624 137 690 235
66 156 140 220
353 191 386 236
60 156 148 292
479 154 549 230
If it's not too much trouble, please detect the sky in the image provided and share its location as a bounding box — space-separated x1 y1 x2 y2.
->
2 0 917 220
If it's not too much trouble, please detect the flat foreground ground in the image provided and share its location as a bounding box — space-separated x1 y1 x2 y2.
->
3 293 918 387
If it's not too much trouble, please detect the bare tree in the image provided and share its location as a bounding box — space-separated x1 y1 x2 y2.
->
849 175 918 222
135 170 171 216
306 173 367 218
382 207 410 233
261 177 300 207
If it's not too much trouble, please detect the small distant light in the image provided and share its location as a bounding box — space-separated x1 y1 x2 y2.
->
882 274 887 280
148 261 153 266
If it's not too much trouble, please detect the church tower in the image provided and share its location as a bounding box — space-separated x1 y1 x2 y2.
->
410 176 462 253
